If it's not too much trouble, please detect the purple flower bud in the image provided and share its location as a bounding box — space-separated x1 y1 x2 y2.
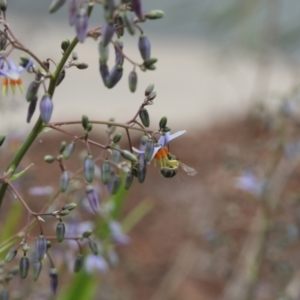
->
35 235 47 261
138 35 151 61
40 93 53 124
56 69 65 86
131 0 144 20
114 39 124 65
86 185 100 213
106 65 123 89
49 268 58 295
128 70 137 93
26 96 38 123
68 0 78 26
124 171 133 190
33 261 42 281
19 256 30 279
101 22 115 47
26 80 40 102
137 162 146 183
49 0 66 13
109 221 130 245
75 8 88 43
99 61 109 85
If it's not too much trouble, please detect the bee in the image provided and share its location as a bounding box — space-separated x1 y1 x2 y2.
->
155 147 197 178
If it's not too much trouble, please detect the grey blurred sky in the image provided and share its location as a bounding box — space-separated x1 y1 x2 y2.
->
0 1 300 133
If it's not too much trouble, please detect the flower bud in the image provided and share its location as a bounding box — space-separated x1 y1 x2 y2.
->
56 222 65 242
81 114 89 129
40 93 53 124
49 0 66 13
0 135 5 147
128 70 137 93
76 62 88 69
137 162 147 183
19 256 30 279
138 35 151 61
68 0 78 26
123 11 135 35
145 84 154 96
114 39 124 65
104 0 115 21
60 141 67 153
99 41 109 64
101 160 111 184
113 133 122 143
86 185 100 213
49 268 58 295
26 81 40 102
0 31 7 51
62 203 77 211
145 140 154 162
106 65 123 89
59 209 70 216
35 235 47 261
27 96 38 123
75 8 88 43
44 155 55 163
63 142 75 159
131 0 144 20
47 241 52 249
162 126 171 133
0 0 7 11
101 22 115 47
111 176 121 195
61 38 70 52
33 261 42 281
82 230 93 238
5 249 17 263
99 61 109 85
144 58 157 69
84 155 95 183
88 240 98 255
56 69 65 86
121 150 138 163
148 91 157 100
139 108 150 127
73 255 84 273
19 56 31 68
159 116 167 129
86 123 93 132
60 171 69 193
145 10 165 20
124 171 134 190
112 148 121 163
115 15 124 36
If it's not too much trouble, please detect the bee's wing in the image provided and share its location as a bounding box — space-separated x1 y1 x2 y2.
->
180 163 197 176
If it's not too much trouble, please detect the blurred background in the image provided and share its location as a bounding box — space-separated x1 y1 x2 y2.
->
2 1 300 300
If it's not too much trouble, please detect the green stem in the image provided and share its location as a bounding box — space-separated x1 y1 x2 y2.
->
0 4 94 207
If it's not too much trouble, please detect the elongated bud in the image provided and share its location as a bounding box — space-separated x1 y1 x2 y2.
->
81 114 89 129
128 70 137 93
5 249 17 263
112 148 121 163
82 230 93 238
47 241 52 249
49 0 66 13
145 10 165 20
44 155 55 163
104 0 115 21
99 61 109 85
61 38 70 52
33 261 42 281
106 65 123 89
76 63 88 69
139 108 150 127
60 141 67 153
75 8 88 43
27 96 38 123
62 202 77 211
84 155 95 183
121 150 138 163
56 222 65 242
26 81 40 102
138 35 151 61
111 176 121 194
88 240 98 255
63 142 75 159
144 57 157 69
49 268 58 295
99 41 109 64
124 171 134 190
137 163 147 183
145 84 154 96
56 69 65 86
68 0 78 26
0 135 5 147
131 0 144 20
114 39 124 65
101 160 111 184
40 93 53 124
113 133 122 143
86 185 100 213
59 209 70 216
35 235 47 261
0 0 7 11
86 123 93 132
148 91 157 100
73 255 84 273
0 31 7 51
159 116 167 129
115 15 124 36
145 140 154 162
123 11 135 35
19 256 30 279
60 171 69 193
102 22 115 47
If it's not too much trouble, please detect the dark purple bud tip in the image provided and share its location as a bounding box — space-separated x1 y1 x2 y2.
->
125 171 134 190
49 268 58 295
27 96 38 123
19 256 30 279
40 93 53 124
131 0 144 20
35 235 47 261
106 65 123 89
102 22 115 47
26 81 40 102
138 35 151 61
